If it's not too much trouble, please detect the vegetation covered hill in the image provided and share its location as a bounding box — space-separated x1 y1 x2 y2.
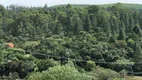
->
51 3 142 9
1 3 142 80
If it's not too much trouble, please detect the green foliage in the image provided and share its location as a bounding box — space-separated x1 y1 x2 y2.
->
28 65 96 80
127 39 134 45
111 58 134 71
37 59 59 71
22 41 40 50
117 28 126 40
96 67 120 80
85 60 96 71
2 72 20 80
84 16 92 32
52 3 142 10
7 48 25 54
134 41 142 63
87 5 99 14
115 58 134 65
0 3 142 79
127 39 135 49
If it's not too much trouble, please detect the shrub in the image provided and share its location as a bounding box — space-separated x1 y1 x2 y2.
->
37 59 59 71
96 67 120 80
28 65 97 80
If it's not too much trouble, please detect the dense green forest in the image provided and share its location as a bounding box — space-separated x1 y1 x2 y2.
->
1 3 142 80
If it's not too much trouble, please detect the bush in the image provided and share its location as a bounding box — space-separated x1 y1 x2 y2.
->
96 67 120 80
37 59 59 71
85 60 96 71
28 65 97 80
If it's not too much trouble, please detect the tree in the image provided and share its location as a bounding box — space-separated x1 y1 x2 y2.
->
0 4 7 16
54 22 63 34
90 15 97 30
103 20 111 38
124 13 130 33
84 16 92 32
85 60 96 71
134 41 142 63
66 4 75 17
129 15 135 32
44 4 48 10
65 17 74 36
117 28 126 40
110 16 120 35
133 24 142 36
66 4 72 9
0 14 4 38
37 59 59 71
111 3 122 11
87 5 99 14
73 15 83 35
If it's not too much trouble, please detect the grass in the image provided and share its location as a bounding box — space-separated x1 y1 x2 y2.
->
112 76 142 80
126 76 142 80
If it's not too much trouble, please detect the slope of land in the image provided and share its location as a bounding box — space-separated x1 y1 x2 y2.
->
50 3 142 9
1 2 142 80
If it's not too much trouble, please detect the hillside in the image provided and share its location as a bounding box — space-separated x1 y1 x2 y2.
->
1 2 142 80
50 3 142 9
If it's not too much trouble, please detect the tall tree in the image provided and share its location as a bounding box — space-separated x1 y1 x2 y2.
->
103 20 111 38
133 24 142 36
134 41 142 63
110 16 120 35
124 12 130 33
74 16 83 35
0 14 4 38
84 16 92 32
90 14 97 30
44 4 48 10
117 28 126 40
129 15 135 32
